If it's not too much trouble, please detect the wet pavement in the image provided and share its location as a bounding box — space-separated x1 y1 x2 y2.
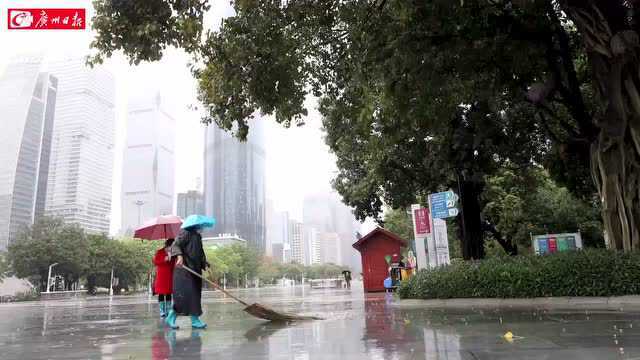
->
1 285 640 359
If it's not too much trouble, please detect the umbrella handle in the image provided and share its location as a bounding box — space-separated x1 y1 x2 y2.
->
181 265 249 307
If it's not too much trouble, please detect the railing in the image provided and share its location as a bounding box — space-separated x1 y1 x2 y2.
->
41 290 88 300
309 278 344 289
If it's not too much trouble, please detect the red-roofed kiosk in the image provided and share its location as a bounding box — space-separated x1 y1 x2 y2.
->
352 228 407 292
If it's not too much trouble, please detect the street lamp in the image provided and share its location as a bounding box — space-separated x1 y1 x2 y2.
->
46 263 59 293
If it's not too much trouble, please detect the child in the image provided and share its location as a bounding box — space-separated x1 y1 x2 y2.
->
153 238 175 318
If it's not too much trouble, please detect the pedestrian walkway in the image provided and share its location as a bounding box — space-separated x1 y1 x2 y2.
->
0 286 639 359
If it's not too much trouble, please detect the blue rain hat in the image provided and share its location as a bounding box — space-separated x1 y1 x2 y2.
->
181 214 216 229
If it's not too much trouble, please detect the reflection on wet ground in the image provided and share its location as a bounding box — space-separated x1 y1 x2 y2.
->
0 286 639 359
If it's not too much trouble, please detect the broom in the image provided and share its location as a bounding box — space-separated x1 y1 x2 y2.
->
181 265 322 322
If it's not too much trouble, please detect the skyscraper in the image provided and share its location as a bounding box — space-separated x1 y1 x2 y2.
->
271 243 284 263
45 58 115 235
319 232 341 265
204 120 266 253
306 227 321 265
303 193 358 266
0 57 58 250
121 94 176 234
289 220 304 264
266 200 290 258
177 190 204 219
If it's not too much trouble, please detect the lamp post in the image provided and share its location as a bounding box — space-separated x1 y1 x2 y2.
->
46 263 59 293
109 267 114 297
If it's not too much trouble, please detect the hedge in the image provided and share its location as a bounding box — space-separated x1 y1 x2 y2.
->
398 249 640 299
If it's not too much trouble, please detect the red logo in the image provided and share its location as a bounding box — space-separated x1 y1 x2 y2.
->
8 9 86 30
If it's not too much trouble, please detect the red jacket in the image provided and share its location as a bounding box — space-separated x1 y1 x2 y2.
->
153 248 175 295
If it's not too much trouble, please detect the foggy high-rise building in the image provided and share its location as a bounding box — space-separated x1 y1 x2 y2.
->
289 220 304 264
121 94 176 234
0 57 58 250
319 232 341 265
177 190 204 219
266 200 290 259
45 58 115 235
303 193 358 267
306 227 321 265
204 120 266 253
271 243 284 263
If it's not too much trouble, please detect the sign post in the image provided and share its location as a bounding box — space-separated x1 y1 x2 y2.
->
430 190 459 219
410 204 430 270
432 218 450 266
427 190 459 267
411 190 458 269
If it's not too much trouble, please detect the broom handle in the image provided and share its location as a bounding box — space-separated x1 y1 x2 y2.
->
181 265 249 306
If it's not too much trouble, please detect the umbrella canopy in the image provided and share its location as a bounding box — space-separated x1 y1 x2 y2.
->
181 214 216 230
134 215 183 240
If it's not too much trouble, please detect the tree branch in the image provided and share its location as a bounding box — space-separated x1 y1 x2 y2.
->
482 219 518 255
545 2 597 139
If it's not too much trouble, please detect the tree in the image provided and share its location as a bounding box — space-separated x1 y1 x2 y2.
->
278 262 305 280
256 257 280 284
85 234 115 294
204 247 229 283
382 209 413 243
0 252 9 281
305 263 349 279
111 239 156 293
550 1 640 251
204 244 261 286
483 168 604 253
89 1 550 259
84 236 157 294
91 0 635 253
8 217 88 291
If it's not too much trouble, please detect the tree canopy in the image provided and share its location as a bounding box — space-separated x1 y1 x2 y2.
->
0 252 8 282
9 217 88 291
90 0 640 254
483 168 604 252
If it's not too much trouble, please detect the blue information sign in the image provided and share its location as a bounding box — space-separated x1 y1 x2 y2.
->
430 191 459 219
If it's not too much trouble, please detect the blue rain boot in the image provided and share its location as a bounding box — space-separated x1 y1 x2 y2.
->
159 301 167 318
191 316 207 329
165 309 179 329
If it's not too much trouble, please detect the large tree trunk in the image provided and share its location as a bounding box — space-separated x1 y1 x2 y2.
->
560 1 640 251
482 220 518 256
457 178 485 259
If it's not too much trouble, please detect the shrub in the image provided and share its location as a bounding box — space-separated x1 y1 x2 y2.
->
398 249 640 299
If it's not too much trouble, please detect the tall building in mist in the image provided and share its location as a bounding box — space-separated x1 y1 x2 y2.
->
303 193 359 268
45 58 115 235
306 227 321 265
177 190 204 219
0 57 58 250
272 243 284 263
121 94 176 234
266 200 290 259
319 232 341 264
289 220 304 264
204 120 266 253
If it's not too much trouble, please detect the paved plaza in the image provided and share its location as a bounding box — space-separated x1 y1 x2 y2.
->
1 286 640 359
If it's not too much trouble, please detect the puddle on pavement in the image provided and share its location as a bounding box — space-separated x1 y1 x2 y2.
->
0 288 639 359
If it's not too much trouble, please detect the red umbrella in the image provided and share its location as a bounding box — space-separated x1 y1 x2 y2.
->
134 215 183 240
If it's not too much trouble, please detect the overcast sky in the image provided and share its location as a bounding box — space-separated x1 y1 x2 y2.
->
0 0 376 235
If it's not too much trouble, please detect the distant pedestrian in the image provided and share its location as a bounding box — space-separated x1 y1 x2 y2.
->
165 226 209 329
342 270 352 289
153 238 175 318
